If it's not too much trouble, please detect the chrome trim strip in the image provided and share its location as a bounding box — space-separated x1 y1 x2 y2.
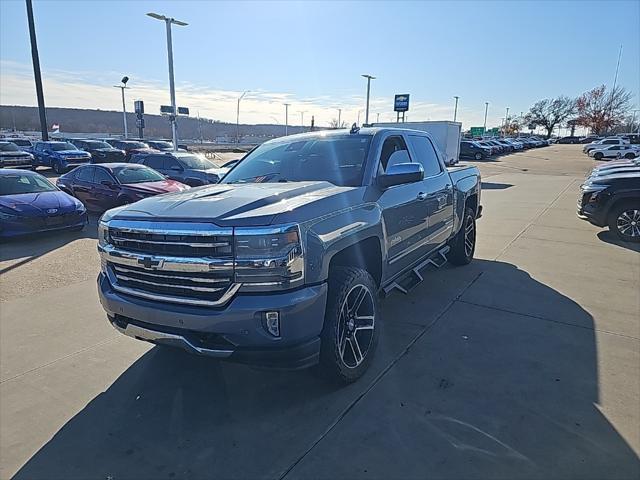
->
111 236 230 248
108 219 232 237
115 274 226 293
112 322 234 357
111 265 230 284
99 244 233 272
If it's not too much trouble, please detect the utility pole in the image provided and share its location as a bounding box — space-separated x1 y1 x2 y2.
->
236 90 248 144
483 102 489 133
147 12 188 152
453 96 459 122
299 111 306 130
284 103 290 135
504 107 510 136
362 74 375 124
25 0 48 140
113 76 129 138
337 108 341 128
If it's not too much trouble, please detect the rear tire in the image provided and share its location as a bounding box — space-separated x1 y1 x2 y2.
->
317 267 379 384
608 202 640 243
594 152 603 160
474 152 482 160
448 206 476 265
624 153 636 159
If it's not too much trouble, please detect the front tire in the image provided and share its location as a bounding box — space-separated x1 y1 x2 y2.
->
448 206 476 265
474 152 482 160
594 152 603 160
53 161 66 174
608 202 640 243
317 267 379 384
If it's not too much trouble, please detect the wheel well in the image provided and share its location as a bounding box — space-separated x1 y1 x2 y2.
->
329 237 382 287
607 197 640 218
466 193 478 214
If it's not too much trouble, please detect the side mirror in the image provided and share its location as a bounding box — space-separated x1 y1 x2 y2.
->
378 163 424 188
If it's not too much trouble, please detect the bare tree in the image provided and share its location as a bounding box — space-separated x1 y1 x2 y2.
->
524 96 576 139
329 118 347 129
575 85 633 135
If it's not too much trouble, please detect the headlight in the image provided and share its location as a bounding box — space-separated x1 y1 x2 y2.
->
98 221 110 247
581 183 608 193
234 224 304 291
75 202 86 212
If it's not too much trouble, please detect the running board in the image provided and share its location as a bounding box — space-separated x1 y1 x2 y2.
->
383 245 450 296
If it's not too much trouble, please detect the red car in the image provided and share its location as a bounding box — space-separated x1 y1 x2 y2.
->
56 163 189 212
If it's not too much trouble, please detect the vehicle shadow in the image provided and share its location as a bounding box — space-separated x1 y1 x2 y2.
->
0 214 99 269
11 260 640 479
480 181 513 190
596 230 640 253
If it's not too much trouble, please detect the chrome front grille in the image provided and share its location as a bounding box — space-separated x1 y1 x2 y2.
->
101 221 237 307
110 226 233 257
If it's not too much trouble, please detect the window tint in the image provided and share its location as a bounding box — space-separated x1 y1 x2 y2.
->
604 140 617 144
165 157 181 169
75 166 94 182
380 136 411 171
143 155 166 170
409 135 442 177
93 168 114 184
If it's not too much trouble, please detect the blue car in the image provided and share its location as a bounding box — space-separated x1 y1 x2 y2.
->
31 141 92 174
0 169 87 238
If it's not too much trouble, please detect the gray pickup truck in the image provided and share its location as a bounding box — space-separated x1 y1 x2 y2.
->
97 127 481 383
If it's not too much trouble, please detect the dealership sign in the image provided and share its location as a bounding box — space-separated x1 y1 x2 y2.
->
394 94 410 112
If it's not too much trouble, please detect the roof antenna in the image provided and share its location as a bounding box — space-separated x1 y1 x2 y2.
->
350 123 360 134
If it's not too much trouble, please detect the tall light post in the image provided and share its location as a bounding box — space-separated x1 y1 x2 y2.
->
483 102 489 132
147 12 187 152
376 112 380 123
504 107 510 136
357 110 362 125
453 96 459 122
26 0 48 140
362 74 375 124
337 108 341 129
113 76 129 138
299 110 306 129
236 90 249 144
284 103 290 135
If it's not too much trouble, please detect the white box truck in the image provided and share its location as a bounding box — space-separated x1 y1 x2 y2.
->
373 121 462 166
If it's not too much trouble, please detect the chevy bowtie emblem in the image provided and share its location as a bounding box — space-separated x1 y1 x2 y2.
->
138 256 163 269
46 208 58 214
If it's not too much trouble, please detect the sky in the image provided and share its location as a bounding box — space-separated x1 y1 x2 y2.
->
1 0 639 131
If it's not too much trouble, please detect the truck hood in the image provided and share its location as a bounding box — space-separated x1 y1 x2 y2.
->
109 181 357 226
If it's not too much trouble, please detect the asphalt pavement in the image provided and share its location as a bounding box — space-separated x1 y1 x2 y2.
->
1 145 638 479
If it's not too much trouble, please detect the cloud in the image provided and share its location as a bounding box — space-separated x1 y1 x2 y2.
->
0 60 492 127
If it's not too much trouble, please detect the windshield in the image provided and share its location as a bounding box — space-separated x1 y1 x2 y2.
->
85 141 112 149
0 173 57 195
177 154 214 170
50 142 77 151
113 166 166 184
121 141 148 149
222 134 372 187
150 141 173 149
9 139 31 147
0 143 20 152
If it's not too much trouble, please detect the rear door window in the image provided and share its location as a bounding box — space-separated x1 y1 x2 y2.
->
76 166 95 182
93 168 114 185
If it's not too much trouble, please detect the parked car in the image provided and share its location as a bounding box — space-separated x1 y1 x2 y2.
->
591 158 640 175
97 127 482 382
31 141 92 174
0 141 35 170
460 140 491 160
144 139 175 151
0 169 87 238
102 139 157 161
583 137 629 154
7 138 33 149
57 163 190 212
69 139 126 163
484 140 506 154
494 139 515 152
557 136 582 144
578 170 640 242
588 144 640 160
580 136 602 144
132 151 227 185
477 141 497 155
504 138 524 150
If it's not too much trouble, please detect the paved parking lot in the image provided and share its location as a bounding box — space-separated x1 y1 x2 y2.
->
1 145 639 479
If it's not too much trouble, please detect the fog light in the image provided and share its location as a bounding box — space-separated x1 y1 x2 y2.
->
264 311 280 338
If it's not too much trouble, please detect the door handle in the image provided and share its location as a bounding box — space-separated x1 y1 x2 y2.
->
417 192 427 201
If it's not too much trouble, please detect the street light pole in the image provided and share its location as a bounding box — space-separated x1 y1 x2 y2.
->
284 103 290 135
453 96 459 122
362 74 375 124
147 12 188 152
113 76 129 138
299 111 306 129
236 90 248 144
25 0 48 141
483 102 489 132
504 107 510 136
338 108 341 129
